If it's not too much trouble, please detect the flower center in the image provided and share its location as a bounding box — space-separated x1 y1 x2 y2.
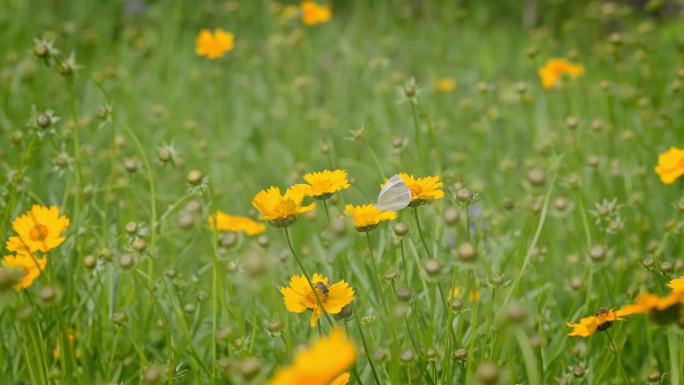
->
305 282 329 307
29 225 49 242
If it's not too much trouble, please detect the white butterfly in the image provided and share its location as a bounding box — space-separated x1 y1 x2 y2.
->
375 174 411 211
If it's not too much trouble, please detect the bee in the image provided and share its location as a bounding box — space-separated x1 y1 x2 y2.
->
315 282 329 297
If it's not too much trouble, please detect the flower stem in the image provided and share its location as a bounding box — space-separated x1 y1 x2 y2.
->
322 199 331 223
283 227 334 327
412 206 432 258
354 310 382 385
668 328 681 385
366 232 389 313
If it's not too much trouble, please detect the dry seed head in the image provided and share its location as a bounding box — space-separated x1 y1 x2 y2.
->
125 221 138 234
648 372 662 382
186 169 203 185
457 242 477 261
526 169 546 186
476 361 500 384
424 259 443 276
119 254 135 269
452 348 468 362
239 357 261 379
393 222 409 237
443 207 460 225
399 349 415 363
395 287 412 302
565 116 579 129
39 285 57 303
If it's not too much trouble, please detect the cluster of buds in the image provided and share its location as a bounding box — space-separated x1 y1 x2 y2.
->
590 198 623 234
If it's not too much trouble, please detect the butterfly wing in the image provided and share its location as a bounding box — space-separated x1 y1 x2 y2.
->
376 175 411 211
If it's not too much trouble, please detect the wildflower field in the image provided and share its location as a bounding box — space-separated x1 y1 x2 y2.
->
2 1 684 384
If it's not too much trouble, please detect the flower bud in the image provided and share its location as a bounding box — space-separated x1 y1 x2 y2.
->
452 348 468 362
187 170 203 185
395 287 412 302
239 357 261 379
443 207 460 225
424 259 443 276
527 169 546 186
457 242 477 261
393 222 409 237
476 361 500 384
119 254 135 269
399 349 415 364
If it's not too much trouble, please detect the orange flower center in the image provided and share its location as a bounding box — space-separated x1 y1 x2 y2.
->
29 225 49 242
410 185 423 197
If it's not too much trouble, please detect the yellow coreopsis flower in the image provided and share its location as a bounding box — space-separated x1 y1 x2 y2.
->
567 308 627 337
344 204 396 232
668 276 684 294
195 28 235 59
269 328 355 385
329 372 350 385
619 292 684 324
538 58 584 89
1 253 47 290
7 205 69 253
434 77 456 93
301 169 350 199
301 1 331 25
394 173 445 205
655 147 684 184
252 185 316 227
280 273 355 327
208 211 265 235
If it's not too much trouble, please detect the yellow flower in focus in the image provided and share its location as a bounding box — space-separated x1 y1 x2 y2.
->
655 147 684 184
329 372 350 385
392 173 445 205
1 253 47 290
301 1 331 25
538 58 584 89
269 329 355 385
567 308 625 337
302 169 351 199
208 211 265 235
344 204 396 232
195 28 235 59
280 273 354 327
252 185 316 227
435 77 456 93
8 205 69 253
668 276 684 294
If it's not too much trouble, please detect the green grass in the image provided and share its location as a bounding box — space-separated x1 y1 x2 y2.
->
1 0 684 384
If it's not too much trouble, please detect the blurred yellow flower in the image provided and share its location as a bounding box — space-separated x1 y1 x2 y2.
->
344 204 396 231
7 205 69 253
449 287 480 303
252 185 316 227
1 253 47 290
280 273 354 327
668 276 684 294
655 147 684 184
195 28 235 59
301 1 331 25
302 169 350 199
269 329 355 385
329 372 350 385
538 58 584 89
394 173 445 205
208 210 265 235
567 308 624 337
619 292 683 317
434 77 456 93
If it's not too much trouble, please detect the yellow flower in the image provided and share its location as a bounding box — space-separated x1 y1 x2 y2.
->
394 173 445 205
655 147 684 184
1 253 47 290
269 329 355 385
301 1 331 25
252 185 316 227
344 204 396 231
538 58 584 89
195 28 235 59
567 308 628 337
448 287 480 303
280 273 354 327
668 276 684 294
302 169 350 199
208 210 265 235
618 292 684 324
329 372 350 385
434 77 456 93
8 205 69 253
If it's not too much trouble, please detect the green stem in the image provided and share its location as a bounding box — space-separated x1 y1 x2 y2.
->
514 327 541 385
668 328 681 385
322 199 331 223
354 311 382 385
413 206 432 258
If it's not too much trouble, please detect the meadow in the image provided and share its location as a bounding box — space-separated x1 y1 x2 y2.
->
1 1 684 384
